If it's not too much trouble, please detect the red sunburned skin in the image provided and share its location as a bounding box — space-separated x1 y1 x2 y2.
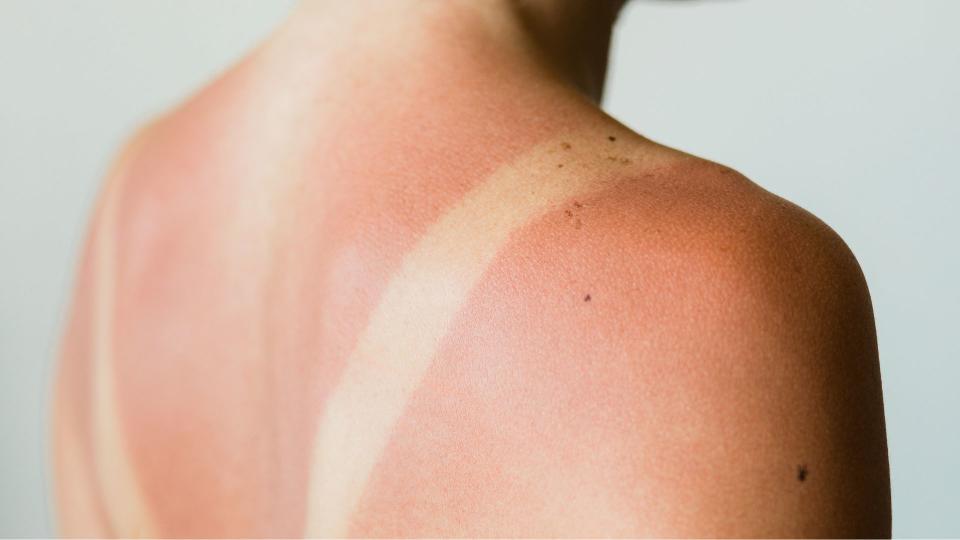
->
54 5 889 537
57 21 648 535
104 128 655 537
51 55 834 534
53 58 736 533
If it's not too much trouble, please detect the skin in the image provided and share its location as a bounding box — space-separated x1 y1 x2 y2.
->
53 0 891 537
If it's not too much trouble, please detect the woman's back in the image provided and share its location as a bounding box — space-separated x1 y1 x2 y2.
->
53 2 890 536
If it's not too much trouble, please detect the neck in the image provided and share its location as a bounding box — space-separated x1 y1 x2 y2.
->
505 0 625 102
286 0 624 104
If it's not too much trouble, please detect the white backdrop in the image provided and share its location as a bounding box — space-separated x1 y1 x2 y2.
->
1 1 957 536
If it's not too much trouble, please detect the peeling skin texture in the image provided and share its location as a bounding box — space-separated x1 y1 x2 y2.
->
53 2 890 538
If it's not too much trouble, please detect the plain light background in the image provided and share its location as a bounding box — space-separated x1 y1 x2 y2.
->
1 0 957 536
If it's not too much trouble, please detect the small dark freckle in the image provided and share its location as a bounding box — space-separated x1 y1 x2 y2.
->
573 201 582 208
608 135 617 142
561 142 572 150
584 294 591 302
606 155 618 162
557 163 564 168
797 464 808 482
619 157 632 165
564 209 574 218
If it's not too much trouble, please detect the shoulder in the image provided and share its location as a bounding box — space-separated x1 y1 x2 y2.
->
564 148 874 337
446 148 890 535
505 141 875 338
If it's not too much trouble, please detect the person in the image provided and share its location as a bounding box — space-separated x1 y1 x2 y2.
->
52 0 891 536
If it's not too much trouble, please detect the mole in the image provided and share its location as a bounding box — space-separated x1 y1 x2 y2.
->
584 294 591 302
557 163 564 168
561 142 572 150
608 135 617 141
797 464 808 482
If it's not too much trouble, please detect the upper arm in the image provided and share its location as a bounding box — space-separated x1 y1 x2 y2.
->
602 189 891 537
630 197 891 537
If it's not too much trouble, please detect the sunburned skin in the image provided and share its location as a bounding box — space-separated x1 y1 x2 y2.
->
53 2 890 537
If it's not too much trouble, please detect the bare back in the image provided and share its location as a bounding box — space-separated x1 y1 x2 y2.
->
54 3 890 537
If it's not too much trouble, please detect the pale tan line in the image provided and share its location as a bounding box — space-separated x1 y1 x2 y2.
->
52 403 107 535
91 175 157 537
303 135 613 536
